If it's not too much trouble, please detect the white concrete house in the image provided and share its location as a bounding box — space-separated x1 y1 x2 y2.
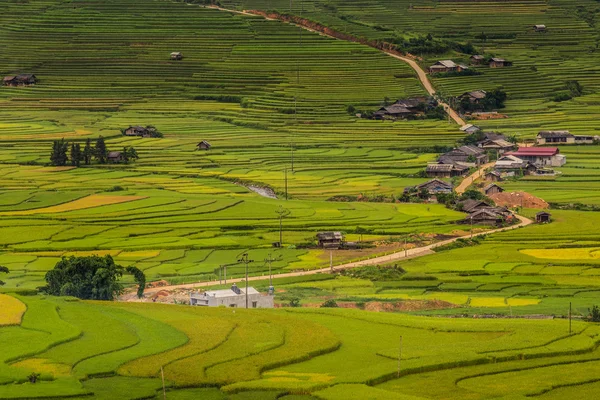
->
189 283 274 308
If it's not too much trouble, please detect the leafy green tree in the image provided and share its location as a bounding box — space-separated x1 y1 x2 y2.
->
145 125 163 138
126 266 146 298
590 305 600 322
122 147 129 164
0 265 8 286
43 255 146 300
83 138 93 165
50 139 69 166
124 146 139 164
70 143 82 167
94 136 108 164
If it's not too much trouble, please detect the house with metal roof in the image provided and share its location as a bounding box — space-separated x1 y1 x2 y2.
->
189 283 274 308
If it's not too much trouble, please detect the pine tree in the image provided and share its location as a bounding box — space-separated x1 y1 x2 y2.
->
83 138 93 165
94 136 108 164
50 139 69 166
71 143 82 167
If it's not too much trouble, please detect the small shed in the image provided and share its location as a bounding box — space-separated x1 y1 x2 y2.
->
170 52 183 60
536 211 551 223
124 126 148 136
484 183 504 196
107 151 124 164
460 124 481 134
484 171 502 182
470 55 485 65
197 140 211 150
534 25 547 32
317 232 343 249
489 58 513 68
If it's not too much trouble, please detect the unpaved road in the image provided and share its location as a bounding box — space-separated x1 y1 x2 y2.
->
204 5 465 126
143 214 531 295
455 162 495 195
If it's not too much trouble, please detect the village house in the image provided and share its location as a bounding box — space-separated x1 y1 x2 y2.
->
484 170 502 182
536 131 574 144
316 231 343 249
440 145 489 166
470 55 485 65
124 126 149 137
189 283 274 308
506 147 566 167
536 211 551 223
534 25 547 32
465 208 511 226
459 90 487 104
460 124 481 134
373 97 432 120
429 60 468 74
2 74 38 86
107 151 124 164
460 199 493 213
479 138 517 154
413 179 453 195
197 140 211 150
484 183 504 196
426 162 468 178
374 104 412 120
170 52 183 60
489 58 513 68
494 155 537 175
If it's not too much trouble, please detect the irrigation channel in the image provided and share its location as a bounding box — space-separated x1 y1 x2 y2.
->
204 5 465 126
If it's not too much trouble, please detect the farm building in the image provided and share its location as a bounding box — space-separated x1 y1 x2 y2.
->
426 162 468 178
460 124 481 134
2 74 38 86
494 155 538 175
429 60 468 74
470 55 485 65
107 151 124 163
373 97 432 120
484 183 504 195
189 284 274 308
197 140 211 150
465 209 510 226
489 58 512 68
484 170 502 182
479 139 516 154
124 126 150 137
170 52 183 60
459 90 487 104
534 25 547 32
374 104 412 120
506 147 566 167
439 146 488 166
316 232 343 249
536 211 551 223
536 131 574 144
460 199 493 213
414 179 453 195
575 135 596 144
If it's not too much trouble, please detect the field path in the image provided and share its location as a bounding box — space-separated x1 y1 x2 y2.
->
455 162 495 195
204 5 465 126
142 214 531 295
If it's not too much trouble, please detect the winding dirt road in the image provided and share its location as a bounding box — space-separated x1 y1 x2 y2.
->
455 162 495 195
204 5 465 126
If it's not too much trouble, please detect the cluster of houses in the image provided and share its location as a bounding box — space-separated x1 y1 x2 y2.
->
2 74 38 86
429 56 512 74
372 97 436 120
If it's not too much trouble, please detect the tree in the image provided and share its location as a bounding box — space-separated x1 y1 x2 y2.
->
50 139 69 166
590 305 600 322
145 125 163 138
43 255 146 300
83 138 93 165
126 146 139 162
94 136 108 164
70 143 82 167
0 266 8 286
122 147 129 164
320 299 339 308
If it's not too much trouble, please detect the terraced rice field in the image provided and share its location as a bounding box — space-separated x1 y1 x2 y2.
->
2 294 600 399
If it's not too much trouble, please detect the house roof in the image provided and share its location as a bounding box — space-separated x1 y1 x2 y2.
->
534 25 546 29
435 60 457 68
3 76 15 82
317 231 343 240
107 151 122 158
464 90 487 99
416 179 453 190
507 147 560 157
193 286 260 299
536 211 551 216
490 58 506 62
171 52 182 55
461 199 492 212
481 139 515 149
460 124 480 132
383 104 412 114
457 145 485 156
468 209 505 220
486 170 502 177
426 164 454 172
198 140 211 146
471 55 485 60
484 183 504 192
538 131 573 138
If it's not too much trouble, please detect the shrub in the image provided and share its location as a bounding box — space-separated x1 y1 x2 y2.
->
589 305 600 322
320 299 339 308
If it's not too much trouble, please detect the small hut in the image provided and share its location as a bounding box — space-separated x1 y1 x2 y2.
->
107 151 124 164
197 140 211 150
534 25 547 32
316 232 343 249
536 211 551 223
170 52 183 60
484 183 504 196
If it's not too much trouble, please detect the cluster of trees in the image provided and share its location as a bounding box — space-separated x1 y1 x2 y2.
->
0 265 8 286
390 34 477 55
456 88 508 113
43 255 145 300
554 80 584 102
50 136 138 166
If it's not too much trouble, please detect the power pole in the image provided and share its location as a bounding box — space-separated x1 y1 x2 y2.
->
237 253 254 309
569 302 572 334
470 216 473 239
219 265 222 284
160 366 166 400
405 235 408 258
330 251 333 273
285 168 288 200
224 265 227 284
276 205 290 246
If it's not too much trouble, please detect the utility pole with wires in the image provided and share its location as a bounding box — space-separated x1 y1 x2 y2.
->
285 168 288 200
397 336 403 378
237 253 254 309
470 216 474 239
276 205 290 246
569 302 572 334
264 253 282 289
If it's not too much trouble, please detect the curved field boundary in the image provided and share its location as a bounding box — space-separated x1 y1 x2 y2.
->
143 214 532 295
0 195 146 216
0 294 27 326
204 6 465 126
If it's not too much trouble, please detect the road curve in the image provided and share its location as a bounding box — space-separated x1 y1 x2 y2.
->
204 5 465 126
455 162 495 195
143 214 531 295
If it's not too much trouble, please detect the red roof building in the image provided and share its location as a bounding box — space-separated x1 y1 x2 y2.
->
505 147 565 167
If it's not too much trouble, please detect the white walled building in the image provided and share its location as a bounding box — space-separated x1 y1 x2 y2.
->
189 283 274 308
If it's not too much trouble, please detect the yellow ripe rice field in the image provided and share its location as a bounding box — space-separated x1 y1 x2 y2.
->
0 195 145 216
0 294 26 326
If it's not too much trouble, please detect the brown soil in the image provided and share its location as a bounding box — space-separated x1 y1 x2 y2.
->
490 191 549 209
301 300 457 312
146 279 169 288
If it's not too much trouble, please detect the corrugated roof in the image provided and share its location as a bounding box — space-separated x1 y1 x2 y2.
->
507 147 559 156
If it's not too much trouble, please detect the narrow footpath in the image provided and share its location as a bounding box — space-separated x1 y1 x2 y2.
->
205 5 465 126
